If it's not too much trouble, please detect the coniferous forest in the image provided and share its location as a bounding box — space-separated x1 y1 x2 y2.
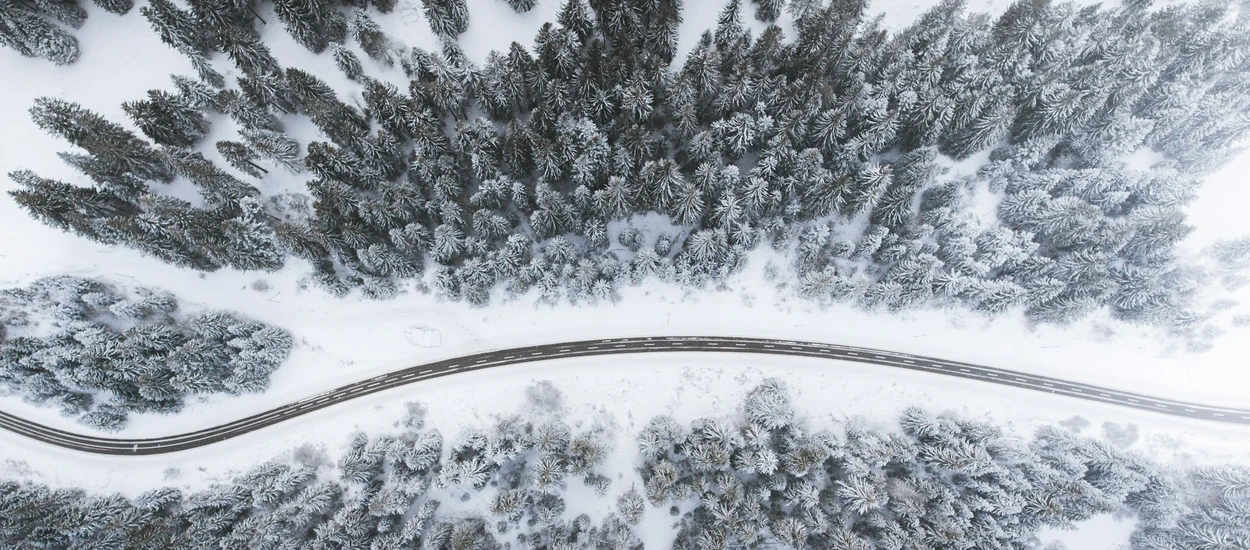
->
2 380 1248 549
0 276 293 430
4 0 1250 547
7 0 1250 336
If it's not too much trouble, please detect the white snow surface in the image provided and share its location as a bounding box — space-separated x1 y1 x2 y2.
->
1 6 1249 547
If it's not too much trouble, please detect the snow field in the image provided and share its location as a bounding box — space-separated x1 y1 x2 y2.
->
1 7 1249 548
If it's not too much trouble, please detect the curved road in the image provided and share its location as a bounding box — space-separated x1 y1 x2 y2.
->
2 336 1248 455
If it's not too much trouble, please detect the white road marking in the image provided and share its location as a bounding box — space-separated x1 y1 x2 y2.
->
420 369 433 374
587 346 598 350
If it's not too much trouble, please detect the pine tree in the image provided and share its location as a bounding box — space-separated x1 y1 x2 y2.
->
216 140 268 178
750 0 783 23
8 170 137 241
242 129 303 172
421 0 469 37
332 43 365 81
222 32 282 77
273 0 347 54
30 97 173 192
502 0 537 12
0 5 81 65
353 9 393 64
93 0 134 14
122 90 209 148
140 0 210 55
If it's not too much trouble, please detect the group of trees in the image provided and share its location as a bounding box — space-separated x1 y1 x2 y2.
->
10 0 1250 331
0 0 132 64
0 383 643 549
638 379 1211 549
0 276 293 430
2 378 1248 549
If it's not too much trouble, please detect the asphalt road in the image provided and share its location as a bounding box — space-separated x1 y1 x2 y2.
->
2 336 1247 455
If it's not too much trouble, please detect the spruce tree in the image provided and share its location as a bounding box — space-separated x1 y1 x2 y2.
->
122 89 210 148
140 0 210 55
273 0 347 54
421 0 469 37
0 5 80 65
217 140 268 178
502 0 536 12
30 97 173 193
92 0 134 14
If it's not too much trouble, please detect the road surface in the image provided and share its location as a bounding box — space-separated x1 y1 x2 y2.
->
2 336 1247 455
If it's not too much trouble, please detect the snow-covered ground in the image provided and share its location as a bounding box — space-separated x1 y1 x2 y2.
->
3 352 1238 547
1 6 1249 550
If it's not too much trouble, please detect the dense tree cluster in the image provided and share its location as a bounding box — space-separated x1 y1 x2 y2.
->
0 385 641 549
637 379 1195 549
10 0 1250 331
0 276 292 430
2 379 1248 548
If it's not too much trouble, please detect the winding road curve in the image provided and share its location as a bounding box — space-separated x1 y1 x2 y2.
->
2 336 1248 455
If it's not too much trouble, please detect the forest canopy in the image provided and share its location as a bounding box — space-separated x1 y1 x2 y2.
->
1 379 1247 549
8 0 1250 335
0 276 293 430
